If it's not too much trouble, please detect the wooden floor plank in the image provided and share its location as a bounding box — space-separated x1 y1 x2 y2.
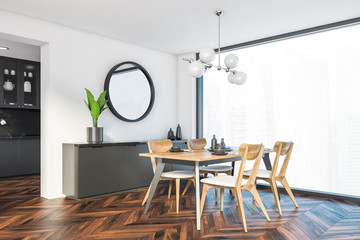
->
0 175 359 239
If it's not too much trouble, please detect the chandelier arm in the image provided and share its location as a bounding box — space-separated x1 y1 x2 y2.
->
183 58 194 63
213 66 237 73
204 63 213 69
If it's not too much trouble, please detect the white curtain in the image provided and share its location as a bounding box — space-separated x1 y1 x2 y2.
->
203 24 360 196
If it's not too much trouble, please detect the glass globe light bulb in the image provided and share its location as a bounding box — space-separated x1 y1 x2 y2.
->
233 71 247 85
199 48 215 63
228 72 235 84
188 61 205 78
224 54 239 69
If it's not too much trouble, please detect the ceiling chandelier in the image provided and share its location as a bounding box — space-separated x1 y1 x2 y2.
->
183 10 247 85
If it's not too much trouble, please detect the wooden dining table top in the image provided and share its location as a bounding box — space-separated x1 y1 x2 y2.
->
139 148 274 162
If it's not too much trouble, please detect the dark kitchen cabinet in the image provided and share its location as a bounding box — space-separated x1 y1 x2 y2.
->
0 56 40 110
0 137 40 177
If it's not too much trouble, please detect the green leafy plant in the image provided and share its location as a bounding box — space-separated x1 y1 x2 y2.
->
84 88 108 127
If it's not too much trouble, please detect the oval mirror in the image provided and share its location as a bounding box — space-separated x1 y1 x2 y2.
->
104 62 155 122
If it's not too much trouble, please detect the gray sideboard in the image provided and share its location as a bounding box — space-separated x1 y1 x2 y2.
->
62 140 188 200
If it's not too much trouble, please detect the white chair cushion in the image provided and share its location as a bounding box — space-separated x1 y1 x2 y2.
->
201 175 236 188
200 165 233 172
161 170 194 179
243 169 271 178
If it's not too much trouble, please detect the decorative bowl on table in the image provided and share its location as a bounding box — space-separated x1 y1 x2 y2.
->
212 148 228 155
169 146 184 152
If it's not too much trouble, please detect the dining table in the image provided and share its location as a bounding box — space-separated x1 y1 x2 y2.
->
139 147 274 230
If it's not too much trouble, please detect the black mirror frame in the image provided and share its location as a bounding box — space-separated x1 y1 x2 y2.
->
104 61 155 122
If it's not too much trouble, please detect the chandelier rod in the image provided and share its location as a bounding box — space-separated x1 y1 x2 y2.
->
216 10 223 70
218 11 221 68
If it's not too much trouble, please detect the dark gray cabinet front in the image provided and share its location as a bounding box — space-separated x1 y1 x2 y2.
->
18 138 40 175
63 143 154 199
0 140 19 177
62 140 190 200
0 138 40 177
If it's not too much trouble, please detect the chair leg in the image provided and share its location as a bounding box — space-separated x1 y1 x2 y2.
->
251 188 270 221
228 169 234 198
200 184 211 215
253 179 257 201
235 187 247 233
142 182 152 205
191 179 196 187
233 191 239 206
269 179 282 216
168 180 173 199
182 180 192 196
214 172 218 203
230 189 235 197
280 177 298 208
220 188 224 212
176 178 180 213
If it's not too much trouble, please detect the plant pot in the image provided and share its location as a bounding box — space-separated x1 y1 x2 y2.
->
86 127 103 143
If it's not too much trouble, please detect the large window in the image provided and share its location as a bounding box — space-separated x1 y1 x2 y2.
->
203 23 360 196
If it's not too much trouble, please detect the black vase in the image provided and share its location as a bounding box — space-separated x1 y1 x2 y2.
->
167 128 175 140
176 124 182 140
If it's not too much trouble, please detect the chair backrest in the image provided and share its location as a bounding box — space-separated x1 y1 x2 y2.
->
187 138 207 150
148 139 173 173
235 143 264 188
271 141 294 178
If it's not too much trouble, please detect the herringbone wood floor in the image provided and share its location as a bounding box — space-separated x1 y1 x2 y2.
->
0 175 359 239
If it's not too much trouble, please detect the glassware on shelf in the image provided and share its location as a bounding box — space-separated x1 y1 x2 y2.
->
3 80 15 91
24 81 32 93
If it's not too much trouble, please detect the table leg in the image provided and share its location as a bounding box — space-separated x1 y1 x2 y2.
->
195 162 201 230
144 158 165 214
231 161 235 176
262 153 272 170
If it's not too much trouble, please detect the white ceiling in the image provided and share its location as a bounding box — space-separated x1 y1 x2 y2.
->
0 0 359 55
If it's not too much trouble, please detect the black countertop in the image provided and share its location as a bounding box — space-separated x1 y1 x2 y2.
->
64 142 147 148
0 135 40 140
64 140 187 148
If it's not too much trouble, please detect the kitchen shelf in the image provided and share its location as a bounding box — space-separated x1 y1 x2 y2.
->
0 56 40 109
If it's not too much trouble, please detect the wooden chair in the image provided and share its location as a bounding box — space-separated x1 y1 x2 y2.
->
182 138 233 203
142 139 195 213
200 143 270 232
243 141 298 216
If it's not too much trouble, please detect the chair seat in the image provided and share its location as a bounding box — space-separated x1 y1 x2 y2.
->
243 169 271 179
200 165 233 172
201 175 236 188
161 170 194 179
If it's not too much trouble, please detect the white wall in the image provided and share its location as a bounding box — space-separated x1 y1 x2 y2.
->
0 10 178 199
177 53 197 139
